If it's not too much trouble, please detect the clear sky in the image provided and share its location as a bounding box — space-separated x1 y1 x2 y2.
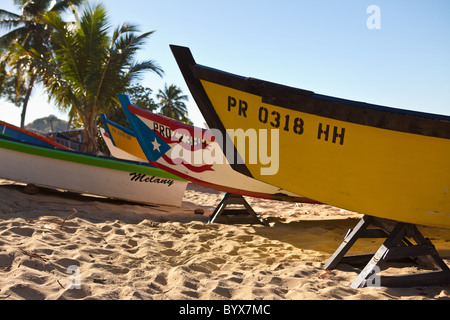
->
1 0 449 128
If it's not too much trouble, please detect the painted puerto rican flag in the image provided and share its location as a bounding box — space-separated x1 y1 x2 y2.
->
125 111 171 163
119 94 214 175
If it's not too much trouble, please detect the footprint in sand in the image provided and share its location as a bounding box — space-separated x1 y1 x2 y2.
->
8 283 47 300
154 273 168 286
55 257 80 269
0 253 14 268
55 285 92 300
183 279 199 290
160 240 174 248
9 227 35 237
127 239 138 247
161 249 181 257
100 225 113 233
226 275 244 284
114 229 126 236
20 256 53 273
91 263 129 275
121 238 139 250
213 283 233 299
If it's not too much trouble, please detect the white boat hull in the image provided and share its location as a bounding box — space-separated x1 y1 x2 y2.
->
0 138 187 207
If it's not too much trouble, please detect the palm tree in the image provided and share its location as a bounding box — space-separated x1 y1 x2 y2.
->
157 83 192 124
0 0 84 128
30 3 163 153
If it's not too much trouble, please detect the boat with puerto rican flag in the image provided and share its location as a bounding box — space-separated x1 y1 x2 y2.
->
169 45 450 229
118 94 319 203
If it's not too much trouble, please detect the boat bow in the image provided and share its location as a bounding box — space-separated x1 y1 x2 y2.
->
170 45 450 229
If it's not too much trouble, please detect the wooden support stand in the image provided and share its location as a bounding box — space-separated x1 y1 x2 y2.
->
208 193 267 225
325 215 450 288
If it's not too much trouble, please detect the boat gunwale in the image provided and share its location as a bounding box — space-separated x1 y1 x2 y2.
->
124 104 213 140
170 45 450 140
0 120 71 150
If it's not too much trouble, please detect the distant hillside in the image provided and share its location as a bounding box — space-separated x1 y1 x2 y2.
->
25 115 68 133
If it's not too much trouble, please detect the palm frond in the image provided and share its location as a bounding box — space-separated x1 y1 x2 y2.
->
127 60 164 78
111 23 139 45
80 2 109 54
50 0 85 13
0 9 21 21
21 0 53 18
111 29 153 60
0 27 28 49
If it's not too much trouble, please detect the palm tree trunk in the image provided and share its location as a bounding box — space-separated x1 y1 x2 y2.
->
66 106 77 130
20 75 36 128
67 115 73 130
81 111 99 154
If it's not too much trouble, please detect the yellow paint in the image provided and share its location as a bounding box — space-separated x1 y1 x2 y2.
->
107 124 147 160
201 80 450 229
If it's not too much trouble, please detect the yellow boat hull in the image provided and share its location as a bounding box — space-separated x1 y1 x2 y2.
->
171 45 450 229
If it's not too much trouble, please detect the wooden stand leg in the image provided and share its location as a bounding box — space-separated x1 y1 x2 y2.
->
325 215 375 270
208 193 267 225
325 215 450 288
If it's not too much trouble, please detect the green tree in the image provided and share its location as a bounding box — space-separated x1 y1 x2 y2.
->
126 84 158 113
0 0 84 128
103 84 157 129
156 83 192 125
27 3 163 153
0 59 27 107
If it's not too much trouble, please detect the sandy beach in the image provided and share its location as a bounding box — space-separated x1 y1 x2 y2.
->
0 179 449 301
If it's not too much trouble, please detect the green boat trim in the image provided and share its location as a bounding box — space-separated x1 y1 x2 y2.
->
0 136 186 181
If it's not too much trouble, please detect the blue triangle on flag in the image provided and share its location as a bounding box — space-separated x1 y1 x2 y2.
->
119 94 171 163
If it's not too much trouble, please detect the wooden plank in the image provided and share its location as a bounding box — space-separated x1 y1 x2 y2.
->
380 270 450 288
208 193 267 225
360 228 390 238
386 244 438 260
325 215 373 270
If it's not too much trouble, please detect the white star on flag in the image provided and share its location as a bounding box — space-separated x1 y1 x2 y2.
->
151 138 161 152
